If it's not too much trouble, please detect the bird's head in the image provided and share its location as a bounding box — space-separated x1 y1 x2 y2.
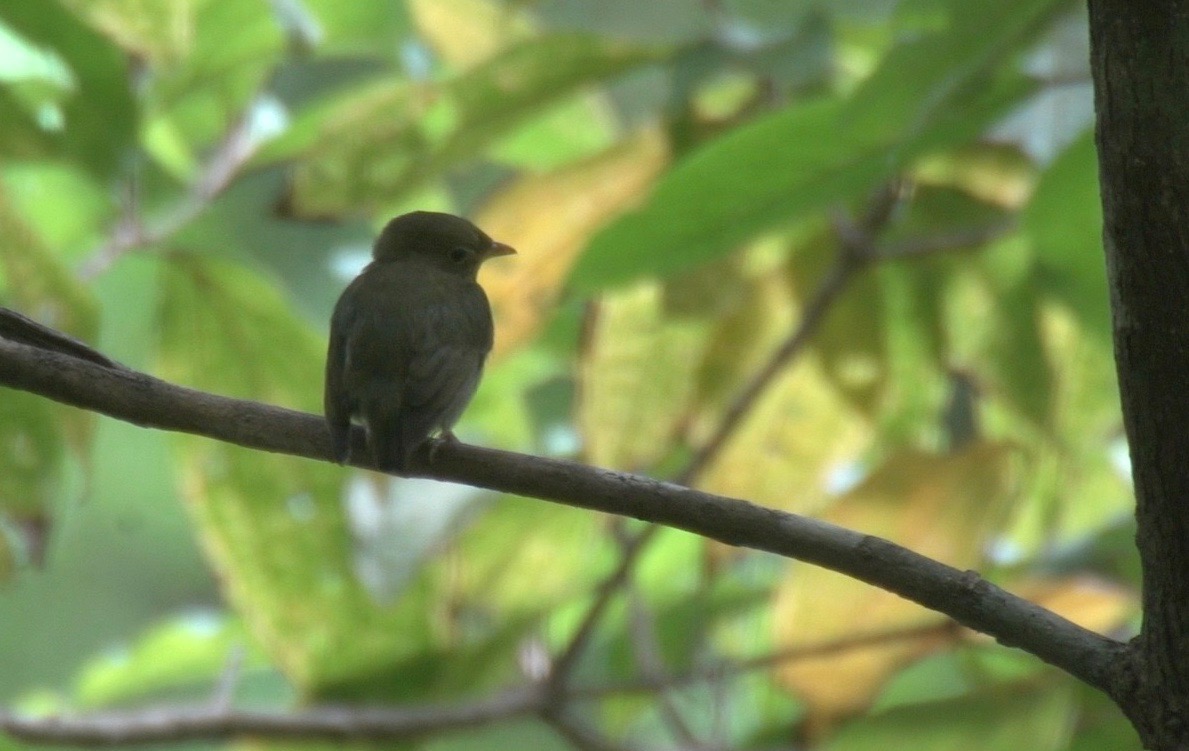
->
373 211 516 279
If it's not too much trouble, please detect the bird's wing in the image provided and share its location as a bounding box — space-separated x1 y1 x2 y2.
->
324 279 361 463
400 282 493 433
334 267 493 470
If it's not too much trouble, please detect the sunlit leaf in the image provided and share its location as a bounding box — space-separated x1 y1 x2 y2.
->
0 188 99 561
913 143 1036 210
1 162 112 250
578 281 708 471
447 497 610 618
695 263 872 512
788 230 889 416
479 128 670 358
772 443 1014 720
488 92 619 170
63 0 196 65
0 390 61 526
986 278 1054 429
75 614 270 708
410 0 533 68
300 0 411 56
147 0 285 151
0 190 99 340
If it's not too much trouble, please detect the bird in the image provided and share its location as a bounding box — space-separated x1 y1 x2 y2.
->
324 211 515 472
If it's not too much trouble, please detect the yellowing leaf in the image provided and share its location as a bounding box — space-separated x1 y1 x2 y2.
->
914 143 1036 209
579 282 708 471
1011 577 1136 637
410 0 532 69
479 128 670 358
697 353 871 515
447 498 611 617
773 443 1015 720
64 0 195 65
156 256 433 692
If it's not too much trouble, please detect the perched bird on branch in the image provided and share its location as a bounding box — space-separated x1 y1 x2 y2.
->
324 211 515 471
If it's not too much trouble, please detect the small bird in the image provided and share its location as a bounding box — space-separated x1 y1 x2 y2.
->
324 211 515 471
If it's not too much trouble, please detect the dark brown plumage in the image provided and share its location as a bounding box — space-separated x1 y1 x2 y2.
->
324 211 515 471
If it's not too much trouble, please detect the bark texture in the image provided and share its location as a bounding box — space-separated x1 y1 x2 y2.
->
1089 1 1189 747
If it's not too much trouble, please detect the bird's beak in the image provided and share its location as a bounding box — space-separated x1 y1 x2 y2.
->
483 241 517 260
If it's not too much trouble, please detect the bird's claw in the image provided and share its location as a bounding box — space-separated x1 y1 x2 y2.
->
427 431 460 464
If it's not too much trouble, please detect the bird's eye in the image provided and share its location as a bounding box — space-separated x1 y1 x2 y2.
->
448 246 472 264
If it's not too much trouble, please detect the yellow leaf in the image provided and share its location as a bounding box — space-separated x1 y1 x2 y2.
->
1011 576 1136 636
578 281 708 471
697 355 871 515
772 443 1015 720
479 128 670 358
409 0 532 69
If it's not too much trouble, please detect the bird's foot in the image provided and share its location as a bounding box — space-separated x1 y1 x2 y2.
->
427 431 460 464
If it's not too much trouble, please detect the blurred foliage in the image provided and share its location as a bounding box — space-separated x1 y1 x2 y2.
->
0 0 1140 748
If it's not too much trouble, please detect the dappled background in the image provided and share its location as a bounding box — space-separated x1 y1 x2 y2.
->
0 0 1141 748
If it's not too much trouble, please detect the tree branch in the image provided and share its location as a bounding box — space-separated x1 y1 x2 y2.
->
0 323 1125 698
79 89 275 280
0 621 967 746
0 688 540 745
1088 0 1189 743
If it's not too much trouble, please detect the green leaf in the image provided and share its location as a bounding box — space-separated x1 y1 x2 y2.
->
273 34 666 216
61 0 198 65
824 683 1077 751
0 187 99 557
0 88 57 162
0 0 137 180
299 0 411 56
1024 129 1108 338
0 389 62 522
155 255 436 693
569 0 1056 291
450 496 611 618
147 0 285 153
986 277 1054 429
74 615 272 708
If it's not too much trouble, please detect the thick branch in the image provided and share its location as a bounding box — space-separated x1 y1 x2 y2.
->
1089 0 1189 744
0 331 1124 696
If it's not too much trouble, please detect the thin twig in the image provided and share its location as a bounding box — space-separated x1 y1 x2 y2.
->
547 529 653 690
541 710 638 751
0 621 970 747
880 221 1015 261
569 620 963 701
210 645 246 712
626 591 703 748
0 688 541 745
78 92 272 280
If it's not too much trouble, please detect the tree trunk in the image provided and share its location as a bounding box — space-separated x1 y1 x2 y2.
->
1089 1 1189 747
